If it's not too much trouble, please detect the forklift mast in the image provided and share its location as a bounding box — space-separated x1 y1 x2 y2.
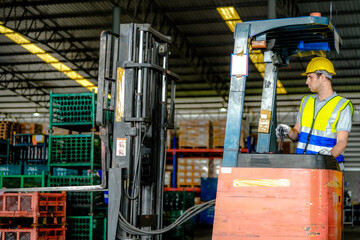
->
96 24 178 240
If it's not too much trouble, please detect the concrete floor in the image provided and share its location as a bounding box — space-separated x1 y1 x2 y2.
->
193 224 360 240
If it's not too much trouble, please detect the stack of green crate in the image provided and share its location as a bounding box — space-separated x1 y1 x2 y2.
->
0 139 10 164
47 175 103 214
47 91 106 216
49 91 96 132
163 190 195 240
48 91 100 173
67 216 107 240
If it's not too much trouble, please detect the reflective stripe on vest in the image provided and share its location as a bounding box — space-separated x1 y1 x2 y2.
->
296 94 352 163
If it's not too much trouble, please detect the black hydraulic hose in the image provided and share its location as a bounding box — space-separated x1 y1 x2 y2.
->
118 199 216 236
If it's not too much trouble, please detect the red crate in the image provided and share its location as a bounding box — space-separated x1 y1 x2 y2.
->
0 227 66 240
0 192 66 226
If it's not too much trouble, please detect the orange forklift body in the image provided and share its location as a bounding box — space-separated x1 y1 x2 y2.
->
212 166 343 240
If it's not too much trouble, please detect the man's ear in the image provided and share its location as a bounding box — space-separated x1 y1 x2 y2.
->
320 73 327 83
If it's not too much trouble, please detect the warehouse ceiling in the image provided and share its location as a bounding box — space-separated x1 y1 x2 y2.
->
0 0 360 122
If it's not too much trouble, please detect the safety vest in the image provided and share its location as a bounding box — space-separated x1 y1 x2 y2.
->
296 94 353 162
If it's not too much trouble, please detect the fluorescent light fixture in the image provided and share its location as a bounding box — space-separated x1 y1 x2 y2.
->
225 20 242 33
217 7 240 20
217 7 287 94
0 22 97 93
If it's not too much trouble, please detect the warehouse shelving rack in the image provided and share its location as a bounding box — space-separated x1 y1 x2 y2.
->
166 148 248 188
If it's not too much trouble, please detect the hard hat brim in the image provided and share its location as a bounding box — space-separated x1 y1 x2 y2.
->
301 71 336 76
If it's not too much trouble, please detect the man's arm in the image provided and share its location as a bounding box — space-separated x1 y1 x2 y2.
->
288 123 300 141
330 130 349 158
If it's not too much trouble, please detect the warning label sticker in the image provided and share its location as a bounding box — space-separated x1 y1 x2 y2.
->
116 138 126 156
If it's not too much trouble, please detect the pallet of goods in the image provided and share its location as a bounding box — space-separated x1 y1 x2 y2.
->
177 157 209 187
212 120 226 148
178 120 210 148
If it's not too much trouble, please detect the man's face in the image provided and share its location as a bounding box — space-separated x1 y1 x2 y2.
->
306 73 321 93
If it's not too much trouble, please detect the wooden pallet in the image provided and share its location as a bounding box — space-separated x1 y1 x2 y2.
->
178 145 209 149
178 184 201 188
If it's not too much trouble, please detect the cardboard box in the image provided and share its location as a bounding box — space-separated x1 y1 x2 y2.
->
164 171 171 187
193 178 201 185
178 165 186 171
177 171 186 177
211 158 222 178
177 177 185 186
185 178 193 185
178 158 186 165
165 164 173 171
19 123 42 134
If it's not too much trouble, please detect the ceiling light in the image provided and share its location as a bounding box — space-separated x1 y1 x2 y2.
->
216 7 287 94
219 107 227 112
0 23 97 93
33 109 40 117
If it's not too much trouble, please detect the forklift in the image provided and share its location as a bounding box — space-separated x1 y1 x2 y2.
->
2 13 343 240
212 13 343 240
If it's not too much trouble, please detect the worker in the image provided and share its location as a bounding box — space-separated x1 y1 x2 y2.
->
276 57 353 171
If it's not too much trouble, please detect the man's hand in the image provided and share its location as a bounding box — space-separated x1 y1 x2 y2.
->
276 124 291 138
318 148 333 156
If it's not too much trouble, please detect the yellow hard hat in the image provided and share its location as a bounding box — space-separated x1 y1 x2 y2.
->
301 57 336 76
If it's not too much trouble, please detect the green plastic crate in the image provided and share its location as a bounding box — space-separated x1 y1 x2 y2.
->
163 221 195 240
24 163 48 175
49 91 96 131
0 164 22 175
163 190 195 239
0 139 10 164
163 191 195 212
48 133 100 168
47 176 104 211
67 216 106 240
0 172 46 188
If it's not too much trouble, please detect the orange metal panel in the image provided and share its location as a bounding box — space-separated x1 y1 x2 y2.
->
212 167 343 240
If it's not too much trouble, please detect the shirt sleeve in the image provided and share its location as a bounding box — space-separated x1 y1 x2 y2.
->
336 104 352 132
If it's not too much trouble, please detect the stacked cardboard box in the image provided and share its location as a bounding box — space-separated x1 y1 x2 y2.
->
166 129 176 149
177 158 209 187
179 120 210 148
212 120 226 148
19 123 42 134
210 158 222 178
164 171 172 187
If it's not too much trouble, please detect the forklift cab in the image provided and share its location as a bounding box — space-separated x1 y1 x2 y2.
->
213 14 343 240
